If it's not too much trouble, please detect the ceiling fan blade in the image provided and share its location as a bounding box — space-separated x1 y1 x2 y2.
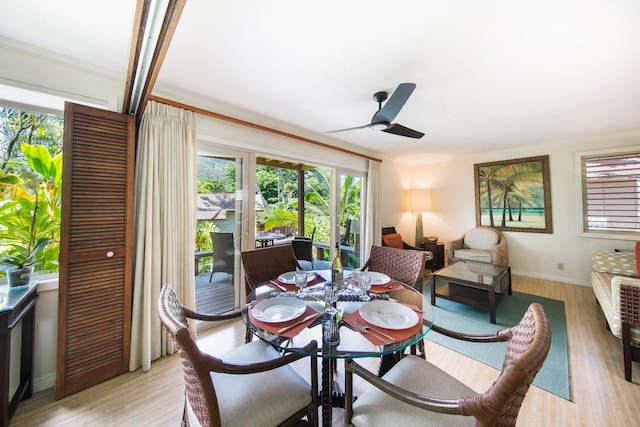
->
372 83 416 124
324 124 370 133
382 123 425 139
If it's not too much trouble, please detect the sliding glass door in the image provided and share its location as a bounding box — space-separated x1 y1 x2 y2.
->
334 169 365 270
195 146 249 319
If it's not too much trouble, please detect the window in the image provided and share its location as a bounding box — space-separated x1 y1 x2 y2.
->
581 150 640 236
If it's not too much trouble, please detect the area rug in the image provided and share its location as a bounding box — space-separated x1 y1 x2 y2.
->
424 289 571 401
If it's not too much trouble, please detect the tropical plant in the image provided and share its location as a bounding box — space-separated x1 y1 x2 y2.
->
0 143 61 275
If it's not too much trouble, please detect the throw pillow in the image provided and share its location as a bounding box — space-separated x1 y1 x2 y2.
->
635 242 640 275
382 233 404 249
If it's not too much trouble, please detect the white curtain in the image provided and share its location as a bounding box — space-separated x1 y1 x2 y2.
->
363 160 381 262
129 101 197 372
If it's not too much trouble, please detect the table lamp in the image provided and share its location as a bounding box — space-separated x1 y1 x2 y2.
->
410 189 432 246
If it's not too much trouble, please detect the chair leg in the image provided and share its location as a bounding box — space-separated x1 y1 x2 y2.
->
623 322 633 381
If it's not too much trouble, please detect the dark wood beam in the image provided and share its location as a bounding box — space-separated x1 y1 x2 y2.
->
149 95 383 163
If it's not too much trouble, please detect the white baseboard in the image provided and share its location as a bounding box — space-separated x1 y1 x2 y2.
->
511 269 590 287
33 372 56 393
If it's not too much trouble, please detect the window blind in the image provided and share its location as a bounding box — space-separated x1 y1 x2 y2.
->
583 153 640 232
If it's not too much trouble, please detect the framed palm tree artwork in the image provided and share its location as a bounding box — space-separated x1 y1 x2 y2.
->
474 155 552 233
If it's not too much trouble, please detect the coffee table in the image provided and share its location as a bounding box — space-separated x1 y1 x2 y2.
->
430 260 511 324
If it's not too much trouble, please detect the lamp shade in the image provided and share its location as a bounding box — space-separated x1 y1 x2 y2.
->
410 189 432 212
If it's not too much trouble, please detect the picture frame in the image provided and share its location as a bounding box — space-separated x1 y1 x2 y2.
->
474 155 552 233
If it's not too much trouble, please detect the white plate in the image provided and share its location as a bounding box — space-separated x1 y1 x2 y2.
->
278 271 315 284
367 272 391 285
252 297 307 323
359 300 419 330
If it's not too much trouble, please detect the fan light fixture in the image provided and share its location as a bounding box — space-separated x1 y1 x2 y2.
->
371 122 388 130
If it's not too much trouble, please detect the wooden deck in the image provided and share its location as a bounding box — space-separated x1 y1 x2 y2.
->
194 259 334 314
195 272 235 314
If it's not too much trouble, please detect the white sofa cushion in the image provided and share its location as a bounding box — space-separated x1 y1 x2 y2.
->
463 228 499 251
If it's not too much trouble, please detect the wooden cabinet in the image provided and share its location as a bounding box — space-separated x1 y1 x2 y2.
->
0 282 38 426
422 241 445 271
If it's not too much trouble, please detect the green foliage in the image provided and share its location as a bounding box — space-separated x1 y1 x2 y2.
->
194 221 220 274
256 165 360 246
1 108 63 169
0 143 62 274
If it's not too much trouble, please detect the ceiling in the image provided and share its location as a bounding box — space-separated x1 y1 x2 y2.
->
2 0 640 161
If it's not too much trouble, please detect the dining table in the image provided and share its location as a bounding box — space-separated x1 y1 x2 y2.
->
242 270 433 427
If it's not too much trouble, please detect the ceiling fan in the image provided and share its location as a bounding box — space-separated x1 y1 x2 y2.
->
328 83 424 139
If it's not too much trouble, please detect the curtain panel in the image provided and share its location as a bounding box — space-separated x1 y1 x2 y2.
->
363 160 381 262
129 101 197 372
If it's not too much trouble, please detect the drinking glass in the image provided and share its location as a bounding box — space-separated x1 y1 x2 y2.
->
294 270 308 297
323 311 340 345
324 282 338 315
359 272 372 301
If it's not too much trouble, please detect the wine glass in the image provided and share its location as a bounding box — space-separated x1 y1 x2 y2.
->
294 270 308 297
359 272 372 301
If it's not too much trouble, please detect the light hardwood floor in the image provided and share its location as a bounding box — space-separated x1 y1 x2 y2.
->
11 275 640 426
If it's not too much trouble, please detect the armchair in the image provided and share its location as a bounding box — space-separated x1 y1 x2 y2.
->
446 226 509 266
380 227 434 271
344 303 551 427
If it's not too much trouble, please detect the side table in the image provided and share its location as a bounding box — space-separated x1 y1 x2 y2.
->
0 282 39 427
422 241 445 270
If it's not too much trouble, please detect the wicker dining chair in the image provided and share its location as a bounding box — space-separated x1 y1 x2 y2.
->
158 285 318 427
361 245 428 367
241 245 303 294
241 245 303 342
361 245 427 292
344 302 551 427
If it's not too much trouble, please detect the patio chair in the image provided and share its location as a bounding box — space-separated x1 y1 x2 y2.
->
209 232 235 282
344 302 551 427
158 285 318 427
292 231 315 269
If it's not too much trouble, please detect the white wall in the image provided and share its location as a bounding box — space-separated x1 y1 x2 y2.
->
380 131 640 286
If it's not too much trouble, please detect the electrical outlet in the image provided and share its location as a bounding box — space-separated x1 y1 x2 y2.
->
557 262 565 270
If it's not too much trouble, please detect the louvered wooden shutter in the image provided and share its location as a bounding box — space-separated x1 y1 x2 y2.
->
56 103 134 399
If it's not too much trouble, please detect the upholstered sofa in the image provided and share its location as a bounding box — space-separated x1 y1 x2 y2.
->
446 226 508 266
592 250 640 380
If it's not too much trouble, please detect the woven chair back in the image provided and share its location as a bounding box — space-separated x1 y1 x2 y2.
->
460 302 551 426
364 245 427 291
158 285 222 427
241 245 302 294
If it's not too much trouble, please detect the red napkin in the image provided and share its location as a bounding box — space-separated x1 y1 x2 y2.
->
368 279 405 294
267 272 325 292
343 305 423 346
249 304 322 339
